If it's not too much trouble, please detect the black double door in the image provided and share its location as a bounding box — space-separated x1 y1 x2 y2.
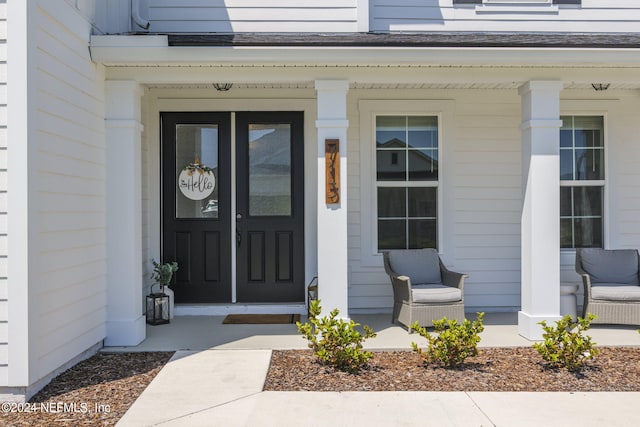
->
161 112 305 303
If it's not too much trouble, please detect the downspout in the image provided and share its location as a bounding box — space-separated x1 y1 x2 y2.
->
132 0 150 30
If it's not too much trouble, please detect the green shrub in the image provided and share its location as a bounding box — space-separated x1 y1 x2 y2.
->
411 313 485 368
533 314 600 372
296 300 376 373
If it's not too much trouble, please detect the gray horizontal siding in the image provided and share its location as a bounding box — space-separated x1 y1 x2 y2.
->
371 0 640 33
147 0 358 33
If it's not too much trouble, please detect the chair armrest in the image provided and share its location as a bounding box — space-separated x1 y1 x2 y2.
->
390 274 412 302
443 271 468 303
578 271 592 300
382 251 413 302
575 250 592 300
442 269 467 288
439 262 467 303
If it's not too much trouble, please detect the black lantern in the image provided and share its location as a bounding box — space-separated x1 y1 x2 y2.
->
307 276 318 317
146 293 170 325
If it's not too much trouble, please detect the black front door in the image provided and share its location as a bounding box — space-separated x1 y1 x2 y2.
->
162 112 232 303
235 112 305 303
161 111 304 303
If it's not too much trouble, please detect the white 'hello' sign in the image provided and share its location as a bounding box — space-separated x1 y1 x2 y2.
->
179 160 216 200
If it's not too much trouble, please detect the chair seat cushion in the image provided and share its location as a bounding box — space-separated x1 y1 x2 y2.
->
412 284 462 303
591 285 640 301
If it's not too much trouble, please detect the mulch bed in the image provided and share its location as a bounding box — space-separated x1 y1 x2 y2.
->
2 346 639 426
264 347 640 392
0 352 173 427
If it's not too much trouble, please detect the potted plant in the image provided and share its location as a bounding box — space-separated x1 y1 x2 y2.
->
151 259 178 319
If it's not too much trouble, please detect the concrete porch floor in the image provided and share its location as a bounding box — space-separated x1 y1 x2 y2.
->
105 312 640 352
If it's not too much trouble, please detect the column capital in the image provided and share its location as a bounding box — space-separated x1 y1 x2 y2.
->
105 80 144 121
518 80 564 96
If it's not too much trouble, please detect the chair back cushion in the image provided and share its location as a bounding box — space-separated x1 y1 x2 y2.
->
580 248 640 285
386 249 442 284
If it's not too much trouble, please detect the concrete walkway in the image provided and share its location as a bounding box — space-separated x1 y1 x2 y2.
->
114 314 640 427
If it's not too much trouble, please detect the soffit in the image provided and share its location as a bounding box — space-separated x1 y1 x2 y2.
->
145 82 640 90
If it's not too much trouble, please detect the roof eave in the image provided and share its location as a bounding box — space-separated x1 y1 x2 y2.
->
89 35 640 67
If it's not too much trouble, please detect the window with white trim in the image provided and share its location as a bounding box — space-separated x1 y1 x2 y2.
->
560 115 604 249
376 116 438 250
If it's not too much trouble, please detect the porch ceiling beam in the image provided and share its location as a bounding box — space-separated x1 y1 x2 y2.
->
101 64 640 88
90 35 640 68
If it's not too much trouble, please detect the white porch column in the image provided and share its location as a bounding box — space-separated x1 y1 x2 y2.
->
105 81 145 346
518 81 564 340
315 80 349 317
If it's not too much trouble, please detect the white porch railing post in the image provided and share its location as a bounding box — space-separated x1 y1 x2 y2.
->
518 80 564 340
315 80 350 318
105 80 146 346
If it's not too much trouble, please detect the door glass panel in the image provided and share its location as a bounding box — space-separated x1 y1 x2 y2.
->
175 124 219 219
248 124 292 216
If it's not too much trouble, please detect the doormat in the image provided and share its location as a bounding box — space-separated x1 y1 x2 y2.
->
222 314 301 325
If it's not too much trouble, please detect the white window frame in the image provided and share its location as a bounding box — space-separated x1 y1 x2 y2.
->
359 100 454 267
559 113 607 251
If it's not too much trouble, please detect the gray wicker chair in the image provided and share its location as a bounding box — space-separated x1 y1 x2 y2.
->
383 249 467 331
575 248 640 325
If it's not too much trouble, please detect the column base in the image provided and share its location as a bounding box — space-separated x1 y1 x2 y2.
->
105 315 146 346
518 311 562 341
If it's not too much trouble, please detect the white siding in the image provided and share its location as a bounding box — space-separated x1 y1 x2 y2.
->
28 0 106 383
146 0 358 33
0 0 7 384
607 97 640 251
349 89 523 313
348 89 640 314
451 93 522 312
371 0 640 33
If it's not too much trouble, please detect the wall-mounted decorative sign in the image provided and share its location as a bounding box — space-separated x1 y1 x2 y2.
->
179 156 216 200
325 139 340 204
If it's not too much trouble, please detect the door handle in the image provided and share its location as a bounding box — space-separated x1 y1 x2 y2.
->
236 226 241 247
